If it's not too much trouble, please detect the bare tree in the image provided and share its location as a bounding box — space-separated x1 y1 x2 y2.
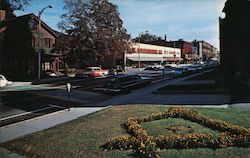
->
0 0 31 19
58 0 130 67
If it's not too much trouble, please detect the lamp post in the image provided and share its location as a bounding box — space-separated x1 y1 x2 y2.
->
138 30 148 71
37 5 52 80
124 50 127 71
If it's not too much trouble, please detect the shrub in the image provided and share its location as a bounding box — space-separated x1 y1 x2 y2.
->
104 107 250 158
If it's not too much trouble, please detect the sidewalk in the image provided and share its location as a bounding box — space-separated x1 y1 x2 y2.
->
0 107 108 143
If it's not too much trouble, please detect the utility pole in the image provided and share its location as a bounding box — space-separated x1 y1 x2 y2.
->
138 31 148 71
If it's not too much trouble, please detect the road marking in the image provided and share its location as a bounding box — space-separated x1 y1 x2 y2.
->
0 104 63 121
48 104 65 109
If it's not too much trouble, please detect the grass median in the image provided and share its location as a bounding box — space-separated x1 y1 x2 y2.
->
2 105 250 158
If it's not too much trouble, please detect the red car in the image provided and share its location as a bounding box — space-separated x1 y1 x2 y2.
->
77 67 109 78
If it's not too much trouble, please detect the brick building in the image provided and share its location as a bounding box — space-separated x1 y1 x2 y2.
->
192 40 215 62
147 38 194 63
166 39 194 63
219 0 250 90
0 13 63 80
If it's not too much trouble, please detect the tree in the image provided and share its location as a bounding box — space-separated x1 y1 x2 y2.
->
133 32 162 43
0 0 31 19
58 0 130 68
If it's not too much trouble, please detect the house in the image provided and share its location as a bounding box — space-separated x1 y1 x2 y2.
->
0 12 64 80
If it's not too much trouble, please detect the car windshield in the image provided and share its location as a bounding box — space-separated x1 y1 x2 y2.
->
86 67 94 70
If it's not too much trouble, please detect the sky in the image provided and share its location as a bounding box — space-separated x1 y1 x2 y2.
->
15 0 227 49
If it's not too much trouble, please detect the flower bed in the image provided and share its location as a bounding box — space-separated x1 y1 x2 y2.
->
104 107 250 158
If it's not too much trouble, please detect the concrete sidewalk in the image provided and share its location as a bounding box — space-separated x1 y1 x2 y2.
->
0 107 108 143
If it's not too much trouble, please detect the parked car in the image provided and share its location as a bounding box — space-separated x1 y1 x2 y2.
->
172 66 191 77
144 67 161 71
164 63 177 68
93 74 151 94
76 67 109 78
188 65 202 73
145 63 163 70
108 65 125 75
0 74 12 87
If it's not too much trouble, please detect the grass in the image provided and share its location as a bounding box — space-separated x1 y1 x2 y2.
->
2 105 250 158
142 118 219 138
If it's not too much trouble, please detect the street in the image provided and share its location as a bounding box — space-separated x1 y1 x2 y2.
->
0 90 82 127
0 68 224 127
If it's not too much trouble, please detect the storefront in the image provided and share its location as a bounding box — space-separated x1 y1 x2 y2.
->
126 43 182 65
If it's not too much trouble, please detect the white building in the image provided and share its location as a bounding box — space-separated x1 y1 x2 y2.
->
126 43 182 63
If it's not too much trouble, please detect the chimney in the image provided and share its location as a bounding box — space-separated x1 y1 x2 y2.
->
164 35 167 46
0 10 6 21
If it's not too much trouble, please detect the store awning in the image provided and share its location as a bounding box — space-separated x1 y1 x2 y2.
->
127 56 163 62
163 57 183 61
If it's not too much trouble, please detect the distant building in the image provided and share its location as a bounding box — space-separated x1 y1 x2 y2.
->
126 43 182 66
192 40 215 62
0 13 64 80
219 0 250 90
166 39 194 63
147 38 195 63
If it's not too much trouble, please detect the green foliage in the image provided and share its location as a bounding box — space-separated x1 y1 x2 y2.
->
133 32 162 43
58 0 130 67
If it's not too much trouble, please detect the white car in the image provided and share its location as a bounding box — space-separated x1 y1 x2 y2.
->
188 65 202 73
172 67 190 76
0 74 12 87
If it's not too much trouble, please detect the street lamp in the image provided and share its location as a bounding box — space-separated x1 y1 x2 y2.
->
37 5 52 80
138 30 148 71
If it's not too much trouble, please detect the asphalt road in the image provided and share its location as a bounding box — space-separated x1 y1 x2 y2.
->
0 69 216 127
0 71 167 126
0 91 81 127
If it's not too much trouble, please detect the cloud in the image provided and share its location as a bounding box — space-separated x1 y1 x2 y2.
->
15 0 227 48
112 0 227 48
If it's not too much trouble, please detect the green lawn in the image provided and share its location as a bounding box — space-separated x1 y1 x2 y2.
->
142 118 219 138
2 105 250 158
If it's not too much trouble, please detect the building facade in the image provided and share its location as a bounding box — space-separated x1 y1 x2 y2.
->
126 43 182 66
166 39 194 62
0 13 63 80
192 40 216 62
219 0 250 90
